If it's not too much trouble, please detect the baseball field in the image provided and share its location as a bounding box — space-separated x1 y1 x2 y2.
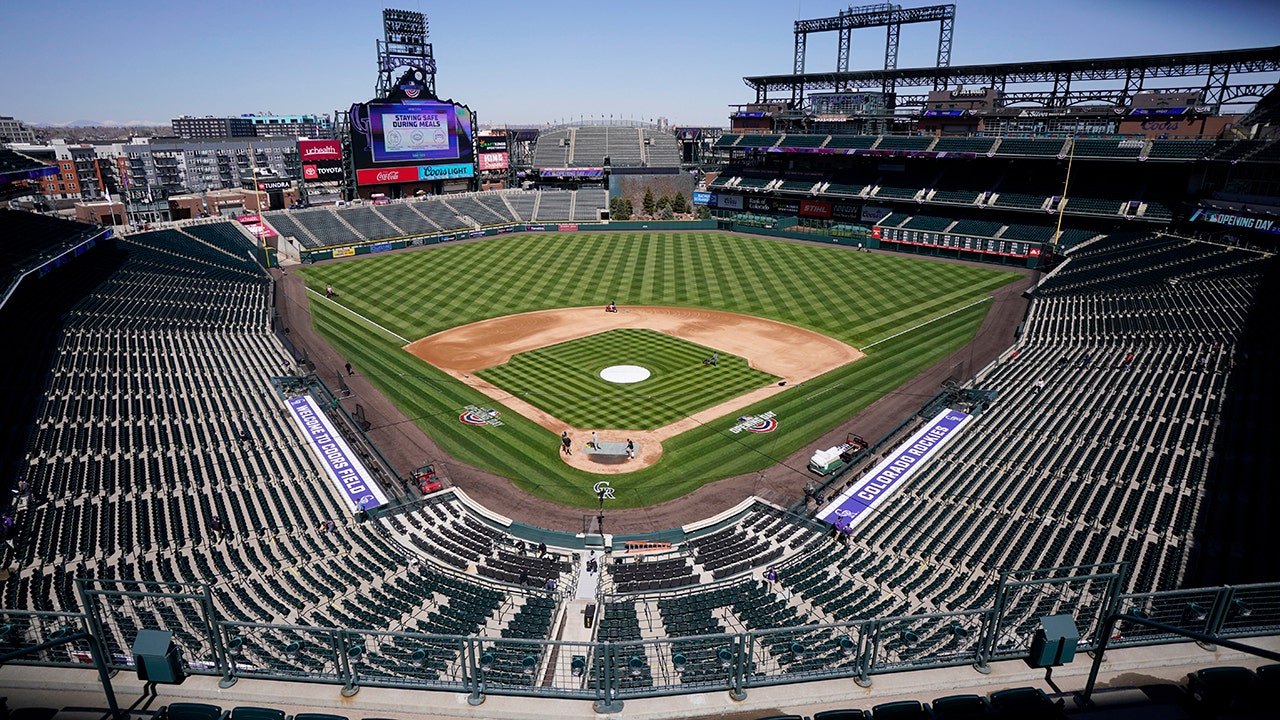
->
299 231 1019 508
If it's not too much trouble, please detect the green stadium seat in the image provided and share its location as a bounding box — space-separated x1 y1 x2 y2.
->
155 704 226 720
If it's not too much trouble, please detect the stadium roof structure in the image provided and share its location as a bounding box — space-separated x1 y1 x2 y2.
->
745 45 1280 113
0 147 57 195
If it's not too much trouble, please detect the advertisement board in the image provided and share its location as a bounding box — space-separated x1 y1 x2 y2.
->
478 152 509 171
349 98 476 185
693 191 712 206
303 164 344 181
299 139 343 183
715 194 743 210
298 139 341 163
477 134 507 153
799 200 832 219
539 167 604 178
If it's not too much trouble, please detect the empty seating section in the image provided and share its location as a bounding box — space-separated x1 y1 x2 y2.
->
825 183 865 197
374 203 442 235
563 126 649 167
777 180 818 193
533 192 572 221
1064 197 1122 216
992 192 1047 210
261 212 320 248
336 206 399 240
573 188 608 220
1148 139 1215 160
642 130 682 167
994 138 1066 157
874 136 935 152
531 130 571 167
504 192 538 221
1054 228 1099 251
6 228 557 657
0 210 97 279
474 194 518 224
901 215 953 232
713 134 742 148
946 219 1003 237
444 195 509 226
1070 138 1144 158
823 136 878 150
1142 201 1173 221
877 212 910 227
837 233 1269 609
1241 140 1280 163
292 209 362 245
874 186 919 200
930 137 996 154
181 224 261 271
1000 224 1058 244
1206 140 1264 161
407 200 465 232
736 134 781 148
929 189 980 204
609 555 697 593
779 134 826 148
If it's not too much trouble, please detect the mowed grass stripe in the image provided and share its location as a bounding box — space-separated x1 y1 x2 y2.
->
302 232 1018 507
478 329 777 430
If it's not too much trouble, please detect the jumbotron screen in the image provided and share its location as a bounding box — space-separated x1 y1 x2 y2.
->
349 99 476 185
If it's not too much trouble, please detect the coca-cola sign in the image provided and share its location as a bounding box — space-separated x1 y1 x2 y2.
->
357 166 418 185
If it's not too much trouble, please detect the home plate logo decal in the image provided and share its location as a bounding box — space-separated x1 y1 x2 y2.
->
460 405 504 427
730 411 778 434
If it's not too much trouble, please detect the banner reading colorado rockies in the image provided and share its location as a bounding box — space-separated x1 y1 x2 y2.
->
818 408 971 530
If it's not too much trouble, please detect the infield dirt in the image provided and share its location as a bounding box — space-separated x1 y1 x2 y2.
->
405 306 864 473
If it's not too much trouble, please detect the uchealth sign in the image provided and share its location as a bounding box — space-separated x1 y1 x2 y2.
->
298 139 342 161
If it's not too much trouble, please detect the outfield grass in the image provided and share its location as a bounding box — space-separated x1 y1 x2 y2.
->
476 328 777 430
301 231 1019 508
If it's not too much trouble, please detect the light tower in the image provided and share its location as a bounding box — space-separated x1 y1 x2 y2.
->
375 9 436 100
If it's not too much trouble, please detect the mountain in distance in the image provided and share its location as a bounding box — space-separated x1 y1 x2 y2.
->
35 119 166 128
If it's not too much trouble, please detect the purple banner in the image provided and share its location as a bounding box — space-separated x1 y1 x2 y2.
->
818 408 972 529
285 395 388 513
539 167 604 178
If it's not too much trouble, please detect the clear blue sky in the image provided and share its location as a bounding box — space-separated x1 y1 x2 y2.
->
2 0 1277 127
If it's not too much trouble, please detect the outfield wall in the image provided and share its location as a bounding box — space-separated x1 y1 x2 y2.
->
295 218 1037 269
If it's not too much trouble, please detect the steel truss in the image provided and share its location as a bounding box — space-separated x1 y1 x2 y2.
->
793 4 956 104
754 45 1280 112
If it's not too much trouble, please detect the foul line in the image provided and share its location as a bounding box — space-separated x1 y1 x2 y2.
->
307 288 410 344
860 296 992 352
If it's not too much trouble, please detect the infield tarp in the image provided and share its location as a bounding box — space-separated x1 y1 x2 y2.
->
818 408 972 530
286 395 389 513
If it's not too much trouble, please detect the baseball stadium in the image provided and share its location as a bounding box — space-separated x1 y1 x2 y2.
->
1 4 1280 719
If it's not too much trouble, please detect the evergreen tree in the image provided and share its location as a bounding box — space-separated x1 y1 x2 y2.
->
642 188 656 215
672 191 689 214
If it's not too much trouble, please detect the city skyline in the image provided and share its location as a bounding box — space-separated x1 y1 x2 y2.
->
2 0 1278 129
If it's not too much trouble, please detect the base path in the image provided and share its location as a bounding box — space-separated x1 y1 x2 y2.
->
278 234 1033 533
404 306 864 473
